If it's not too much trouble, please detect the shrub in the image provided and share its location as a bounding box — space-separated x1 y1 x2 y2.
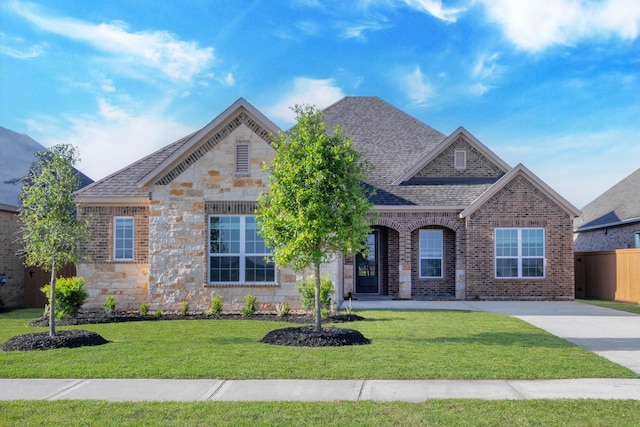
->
297 276 334 312
104 296 116 316
140 302 150 315
242 294 257 317
210 295 224 316
275 301 290 317
41 277 88 319
154 309 162 318
180 301 189 316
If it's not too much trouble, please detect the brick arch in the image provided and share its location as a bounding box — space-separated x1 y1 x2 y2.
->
405 217 461 233
368 217 404 232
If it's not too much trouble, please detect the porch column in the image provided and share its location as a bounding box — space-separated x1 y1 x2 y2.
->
398 230 412 299
455 228 466 299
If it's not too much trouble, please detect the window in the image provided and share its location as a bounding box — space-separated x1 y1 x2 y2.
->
635 231 640 248
419 229 443 278
114 217 134 260
495 228 545 278
208 215 274 283
454 150 467 169
235 143 250 176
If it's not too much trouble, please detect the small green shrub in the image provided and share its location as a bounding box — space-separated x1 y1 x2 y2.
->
242 294 257 317
41 277 88 319
210 295 224 316
140 302 150 315
275 301 290 317
296 276 334 312
180 301 189 316
104 296 116 316
154 309 162 318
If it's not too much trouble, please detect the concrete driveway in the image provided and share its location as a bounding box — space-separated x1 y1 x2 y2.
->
350 300 640 375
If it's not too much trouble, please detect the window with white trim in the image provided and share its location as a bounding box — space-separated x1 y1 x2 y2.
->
495 228 545 278
235 143 250 176
419 229 443 278
114 217 134 260
454 150 467 169
208 215 274 283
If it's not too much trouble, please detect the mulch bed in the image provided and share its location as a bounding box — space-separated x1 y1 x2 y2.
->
3 311 368 351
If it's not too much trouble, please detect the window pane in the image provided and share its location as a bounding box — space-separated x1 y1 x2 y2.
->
210 256 240 282
522 229 544 256
114 217 134 260
245 216 269 254
522 258 544 277
420 230 442 257
420 259 442 277
496 258 518 277
496 229 518 257
245 256 275 282
210 216 240 254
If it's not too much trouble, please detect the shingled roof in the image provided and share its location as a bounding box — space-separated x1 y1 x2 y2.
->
574 168 640 231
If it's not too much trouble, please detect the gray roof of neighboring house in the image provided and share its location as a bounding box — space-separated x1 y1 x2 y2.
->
574 168 640 231
0 126 93 210
75 96 504 207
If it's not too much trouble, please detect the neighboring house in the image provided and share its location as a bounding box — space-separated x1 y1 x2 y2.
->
75 97 580 311
574 168 640 251
0 126 93 308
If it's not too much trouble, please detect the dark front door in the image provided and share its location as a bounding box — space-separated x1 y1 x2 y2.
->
356 232 378 294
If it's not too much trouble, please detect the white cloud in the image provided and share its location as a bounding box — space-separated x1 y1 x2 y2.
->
480 0 640 51
8 1 214 82
25 99 192 181
469 52 501 95
341 19 388 39
398 66 433 106
403 0 467 23
0 33 45 59
265 78 346 126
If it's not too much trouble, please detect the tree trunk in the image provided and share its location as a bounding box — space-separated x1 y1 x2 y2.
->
314 262 322 332
49 265 56 337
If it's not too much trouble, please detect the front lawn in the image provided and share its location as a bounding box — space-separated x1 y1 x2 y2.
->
2 400 639 427
0 309 636 379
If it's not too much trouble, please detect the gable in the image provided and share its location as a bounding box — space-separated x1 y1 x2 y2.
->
393 127 510 186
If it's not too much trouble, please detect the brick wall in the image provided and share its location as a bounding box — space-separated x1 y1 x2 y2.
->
465 175 575 300
0 210 24 307
574 223 639 252
411 226 456 297
416 137 506 178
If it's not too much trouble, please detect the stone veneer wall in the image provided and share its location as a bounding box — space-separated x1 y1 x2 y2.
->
465 175 575 300
574 223 640 252
0 210 24 307
147 123 304 311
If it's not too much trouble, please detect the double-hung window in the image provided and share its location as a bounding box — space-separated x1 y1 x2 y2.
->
419 229 443 278
114 217 134 260
208 215 274 283
495 228 545 278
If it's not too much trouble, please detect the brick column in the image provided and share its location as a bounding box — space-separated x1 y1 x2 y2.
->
398 230 412 299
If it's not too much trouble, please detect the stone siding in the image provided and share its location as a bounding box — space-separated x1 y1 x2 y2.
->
78 263 149 310
0 210 24 307
465 175 574 300
574 223 640 252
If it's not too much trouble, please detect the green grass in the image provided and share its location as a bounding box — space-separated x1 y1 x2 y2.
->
0 309 637 379
2 400 639 426
580 299 640 315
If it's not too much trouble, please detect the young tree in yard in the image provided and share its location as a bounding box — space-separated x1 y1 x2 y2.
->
19 144 89 336
257 105 373 332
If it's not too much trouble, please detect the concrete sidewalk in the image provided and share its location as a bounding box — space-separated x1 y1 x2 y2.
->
351 300 640 374
2 378 640 401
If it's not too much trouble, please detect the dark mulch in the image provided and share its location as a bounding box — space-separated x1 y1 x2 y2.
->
261 326 370 347
1 330 108 352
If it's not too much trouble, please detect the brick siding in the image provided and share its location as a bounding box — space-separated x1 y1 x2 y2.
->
0 210 24 307
416 137 505 178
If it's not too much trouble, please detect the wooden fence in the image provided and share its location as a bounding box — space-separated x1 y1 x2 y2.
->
574 249 640 304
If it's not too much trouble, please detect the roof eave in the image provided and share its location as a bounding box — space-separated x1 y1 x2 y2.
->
574 216 640 232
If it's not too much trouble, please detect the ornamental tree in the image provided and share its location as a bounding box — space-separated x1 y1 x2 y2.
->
256 105 373 332
19 144 89 336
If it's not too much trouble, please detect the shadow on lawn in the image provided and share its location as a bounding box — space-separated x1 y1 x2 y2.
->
401 332 573 348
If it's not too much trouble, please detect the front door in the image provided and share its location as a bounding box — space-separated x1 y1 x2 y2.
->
355 232 378 294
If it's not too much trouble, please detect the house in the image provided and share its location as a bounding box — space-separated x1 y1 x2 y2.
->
0 126 93 308
574 168 640 251
75 97 580 311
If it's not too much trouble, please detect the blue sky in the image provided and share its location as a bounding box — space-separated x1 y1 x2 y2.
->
1 0 638 209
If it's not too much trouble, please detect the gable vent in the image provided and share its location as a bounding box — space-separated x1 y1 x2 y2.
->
454 150 467 170
235 143 250 176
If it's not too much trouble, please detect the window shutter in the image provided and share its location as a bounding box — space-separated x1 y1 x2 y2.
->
454 150 467 170
235 143 250 176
